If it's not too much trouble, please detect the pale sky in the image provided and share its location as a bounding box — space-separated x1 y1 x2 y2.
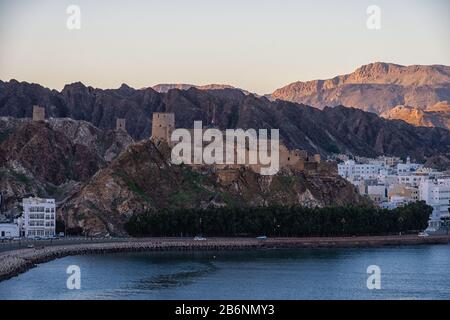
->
0 0 449 94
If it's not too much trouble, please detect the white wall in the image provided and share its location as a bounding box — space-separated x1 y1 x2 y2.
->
0 224 19 238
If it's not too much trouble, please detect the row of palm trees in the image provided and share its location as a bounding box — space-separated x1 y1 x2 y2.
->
125 201 432 237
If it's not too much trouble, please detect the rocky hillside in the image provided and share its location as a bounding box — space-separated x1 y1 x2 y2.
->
381 101 450 130
0 117 133 217
271 63 450 114
1 80 449 161
61 139 368 236
423 154 450 172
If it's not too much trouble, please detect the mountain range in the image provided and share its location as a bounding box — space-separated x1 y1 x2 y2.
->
1 78 449 161
141 62 450 129
270 62 450 115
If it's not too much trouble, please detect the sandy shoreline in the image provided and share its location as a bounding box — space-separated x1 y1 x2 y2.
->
1 235 449 282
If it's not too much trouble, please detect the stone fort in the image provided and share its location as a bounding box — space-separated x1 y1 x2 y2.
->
150 112 336 181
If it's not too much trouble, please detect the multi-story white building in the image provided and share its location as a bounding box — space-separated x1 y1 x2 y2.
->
338 160 383 180
396 174 427 187
419 178 450 220
23 197 56 238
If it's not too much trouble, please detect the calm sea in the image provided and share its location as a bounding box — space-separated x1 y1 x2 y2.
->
1 245 449 300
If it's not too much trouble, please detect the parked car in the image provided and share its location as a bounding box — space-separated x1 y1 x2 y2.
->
194 236 207 241
418 232 429 237
256 236 267 240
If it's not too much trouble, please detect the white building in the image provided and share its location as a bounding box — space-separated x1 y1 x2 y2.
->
396 157 422 175
396 174 427 187
0 223 19 239
383 195 410 210
338 160 383 180
419 178 450 220
23 197 56 238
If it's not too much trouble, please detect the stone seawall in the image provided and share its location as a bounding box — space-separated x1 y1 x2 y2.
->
1 235 449 282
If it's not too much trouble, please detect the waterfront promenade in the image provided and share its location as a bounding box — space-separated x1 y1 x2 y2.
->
1 235 450 282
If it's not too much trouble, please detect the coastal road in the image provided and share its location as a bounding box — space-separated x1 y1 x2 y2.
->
1 234 450 254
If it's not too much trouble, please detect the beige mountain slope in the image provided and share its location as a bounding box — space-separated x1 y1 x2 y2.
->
427 101 450 112
271 63 450 114
381 101 450 130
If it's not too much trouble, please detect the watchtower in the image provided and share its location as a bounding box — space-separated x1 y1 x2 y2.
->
116 118 126 132
32 105 45 121
151 113 175 141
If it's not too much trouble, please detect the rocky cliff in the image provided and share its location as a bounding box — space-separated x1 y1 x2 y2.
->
0 117 133 217
381 102 450 130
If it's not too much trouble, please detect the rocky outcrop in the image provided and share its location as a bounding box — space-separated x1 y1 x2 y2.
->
270 63 450 114
424 154 450 172
0 117 133 217
61 140 368 236
381 102 450 130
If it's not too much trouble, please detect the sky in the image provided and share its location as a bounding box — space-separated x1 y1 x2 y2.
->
0 0 449 95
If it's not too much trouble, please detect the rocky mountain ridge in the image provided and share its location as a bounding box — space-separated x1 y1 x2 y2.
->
270 62 450 114
1 79 449 162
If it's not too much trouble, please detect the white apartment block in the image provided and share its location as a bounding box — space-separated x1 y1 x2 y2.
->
396 175 427 187
23 197 56 238
338 160 382 180
420 178 450 220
